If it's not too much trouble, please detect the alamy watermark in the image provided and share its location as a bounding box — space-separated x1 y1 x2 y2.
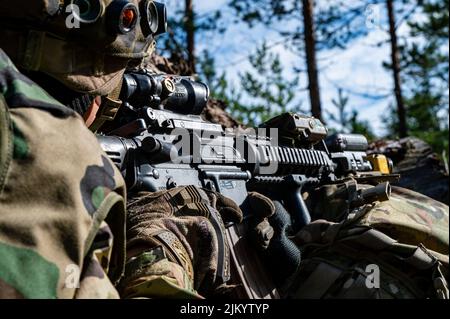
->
365 264 380 289
65 4 82 29
170 127 281 175
65 264 81 289
365 4 382 30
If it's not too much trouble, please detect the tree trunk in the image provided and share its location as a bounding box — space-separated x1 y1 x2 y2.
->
387 0 408 137
185 0 196 74
302 0 323 121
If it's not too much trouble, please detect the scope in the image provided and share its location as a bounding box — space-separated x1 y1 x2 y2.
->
121 71 210 115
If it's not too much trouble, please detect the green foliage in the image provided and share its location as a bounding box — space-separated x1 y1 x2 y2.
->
314 0 378 50
199 43 301 126
235 43 301 126
197 50 246 120
384 0 449 157
328 89 375 140
156 2 226 62
228 0 300 26
348 111 376 141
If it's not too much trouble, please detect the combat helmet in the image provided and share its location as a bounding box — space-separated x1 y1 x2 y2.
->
0 0 167 96
0 0 167 131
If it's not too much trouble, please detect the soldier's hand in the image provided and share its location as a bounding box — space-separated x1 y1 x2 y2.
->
246 197 302 287
119 186 243 298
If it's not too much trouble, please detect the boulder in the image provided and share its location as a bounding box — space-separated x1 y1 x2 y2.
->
369 137 449 204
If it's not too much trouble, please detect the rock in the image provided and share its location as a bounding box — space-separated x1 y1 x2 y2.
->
203 99 243 129
368 137 449 204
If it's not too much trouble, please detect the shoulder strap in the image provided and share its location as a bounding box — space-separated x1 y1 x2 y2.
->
88 79 123 133
0 95 13 194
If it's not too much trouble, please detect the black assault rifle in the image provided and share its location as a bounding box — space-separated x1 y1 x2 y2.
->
96 69 398 296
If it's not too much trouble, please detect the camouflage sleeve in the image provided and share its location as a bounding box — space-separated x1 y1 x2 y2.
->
0 49 127 299
118 189 210 299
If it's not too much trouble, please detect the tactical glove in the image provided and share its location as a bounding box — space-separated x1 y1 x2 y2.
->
248 199 302 287
245 192 276 250
118 186 243 298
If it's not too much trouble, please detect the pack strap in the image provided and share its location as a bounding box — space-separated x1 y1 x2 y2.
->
434 262 449 299
89 80 123 133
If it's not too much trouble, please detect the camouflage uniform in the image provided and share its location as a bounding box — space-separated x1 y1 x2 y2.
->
286 181 450 299
0 0 159 298
0 48 245 299
0 49 127 298
118 186 246 299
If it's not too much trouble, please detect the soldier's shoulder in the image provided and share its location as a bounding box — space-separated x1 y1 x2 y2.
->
0 49 74 118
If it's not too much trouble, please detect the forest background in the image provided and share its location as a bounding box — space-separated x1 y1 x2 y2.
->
155 0 449 161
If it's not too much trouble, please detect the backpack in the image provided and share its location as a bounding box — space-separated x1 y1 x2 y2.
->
287 181 449 299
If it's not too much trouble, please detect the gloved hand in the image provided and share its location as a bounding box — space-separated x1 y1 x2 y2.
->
245 192 276 250
249 199 302 287
119 186 243 298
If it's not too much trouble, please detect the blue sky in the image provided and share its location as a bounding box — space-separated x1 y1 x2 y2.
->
160 0 420 136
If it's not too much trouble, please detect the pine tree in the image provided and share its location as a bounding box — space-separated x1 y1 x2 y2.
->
328 88 375 140
228 0 322 120
398 0 448 156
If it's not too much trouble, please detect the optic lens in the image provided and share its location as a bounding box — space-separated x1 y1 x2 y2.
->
154 2 168 36
122 8 136 29
107 0 138 34
70 0 103 24
140 0 159 36
78 0 90 14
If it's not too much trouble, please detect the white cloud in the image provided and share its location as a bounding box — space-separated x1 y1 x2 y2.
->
317 27 393 135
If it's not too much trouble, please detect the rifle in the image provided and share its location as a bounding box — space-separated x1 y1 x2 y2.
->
97 69 398 298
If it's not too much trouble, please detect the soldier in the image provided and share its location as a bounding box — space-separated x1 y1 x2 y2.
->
0 0 251 299
1 0 448 300
0 0 152 298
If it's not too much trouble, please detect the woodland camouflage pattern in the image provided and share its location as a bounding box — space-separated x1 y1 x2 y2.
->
0 49 127 298
0 0 156 96
307 181 449 254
